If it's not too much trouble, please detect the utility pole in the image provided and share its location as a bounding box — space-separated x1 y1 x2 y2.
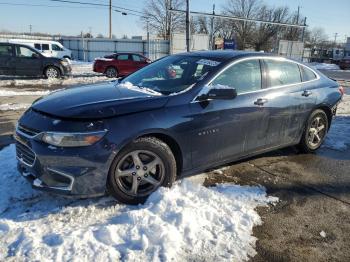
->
185 0 190 52
301 17 307 42
29 24 32 35
109 0 112 39
210 4 215 50
147 20 150 58
334 33 338 45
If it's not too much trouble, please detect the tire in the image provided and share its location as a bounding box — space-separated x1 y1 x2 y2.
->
44 66 60 79
107 137 177 205
105 67 118 78
298 109 329 153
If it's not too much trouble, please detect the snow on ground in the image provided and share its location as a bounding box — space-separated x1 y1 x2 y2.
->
0 61 109 87
0 144 277 262
0 89 51 96
323 94 350 151
308 62 340 70
0 103 30 111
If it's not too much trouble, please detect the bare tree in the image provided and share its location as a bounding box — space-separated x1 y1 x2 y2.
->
252 5 290 51
141 0 185 40
222 0 262 49
306 27 329 47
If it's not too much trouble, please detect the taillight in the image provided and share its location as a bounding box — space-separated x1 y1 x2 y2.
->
339 85 344 96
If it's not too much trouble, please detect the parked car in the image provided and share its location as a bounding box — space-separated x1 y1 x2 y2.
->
339 57 350 70
93 53 151 78
15 51 343 204
0 42 71 78
9 39 72 60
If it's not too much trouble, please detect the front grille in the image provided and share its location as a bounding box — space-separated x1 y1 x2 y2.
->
17 124 39 137
16 142 36 166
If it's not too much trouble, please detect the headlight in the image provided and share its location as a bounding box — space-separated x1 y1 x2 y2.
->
60 60 69 67
41 130 107 147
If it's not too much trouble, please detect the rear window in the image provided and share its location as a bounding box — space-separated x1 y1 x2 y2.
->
34 43 41 50
118 54 130 61
0 45 13 56
265 60 301 87
42 44 50 51
300 66 317 82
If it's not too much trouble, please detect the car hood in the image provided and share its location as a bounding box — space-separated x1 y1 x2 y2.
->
32 82 169 119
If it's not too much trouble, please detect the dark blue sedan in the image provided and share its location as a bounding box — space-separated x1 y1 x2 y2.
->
15 51 344 204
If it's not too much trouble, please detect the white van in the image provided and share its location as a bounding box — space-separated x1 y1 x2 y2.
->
9 39 72 60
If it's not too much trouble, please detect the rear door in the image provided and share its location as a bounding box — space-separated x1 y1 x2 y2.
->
15 45 43 76
0 44 16 75
116 54 134 75
261 58 313 147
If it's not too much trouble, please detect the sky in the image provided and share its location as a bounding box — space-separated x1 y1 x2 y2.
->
0 0 349 42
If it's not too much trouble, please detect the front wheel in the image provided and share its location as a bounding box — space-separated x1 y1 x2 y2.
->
107 137 177 205
299 109 329 153
44 66 60 79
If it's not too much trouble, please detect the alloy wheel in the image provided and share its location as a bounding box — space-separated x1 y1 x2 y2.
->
46 67 59 79
307 115 327 148
106 68 117 78
114 150 165 197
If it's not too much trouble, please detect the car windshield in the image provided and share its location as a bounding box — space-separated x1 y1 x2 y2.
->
119 55 222 95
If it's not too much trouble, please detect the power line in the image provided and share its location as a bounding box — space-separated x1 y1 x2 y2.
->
47 0 145 14
0 2 107 9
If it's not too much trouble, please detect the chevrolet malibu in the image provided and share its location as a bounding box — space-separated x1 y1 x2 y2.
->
15 51 343 204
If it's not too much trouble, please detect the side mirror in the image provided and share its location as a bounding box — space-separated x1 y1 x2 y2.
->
32 53 40 59
146 59 152 64
197 86 237 101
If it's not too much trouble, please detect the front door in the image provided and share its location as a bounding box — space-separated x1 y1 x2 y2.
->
15 45 43 76
0 44 16 75
117 54 134 75
190 59 268 168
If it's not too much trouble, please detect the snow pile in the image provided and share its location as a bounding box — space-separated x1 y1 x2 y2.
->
0 144 277 262
0 103 30 111
0 61 109 87
0 89 51 97
308 62 340 70
323 94 350 151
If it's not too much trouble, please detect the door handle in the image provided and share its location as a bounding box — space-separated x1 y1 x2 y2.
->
254 98 268 106
302 90 312 97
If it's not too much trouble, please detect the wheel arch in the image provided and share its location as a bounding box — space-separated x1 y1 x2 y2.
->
313 103 333 130
138 132 183 176
43 64 62 76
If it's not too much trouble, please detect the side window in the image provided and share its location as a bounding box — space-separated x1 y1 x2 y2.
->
16 46 37 58
42 44 50 51
118 54 130 61
132 54 142 62
300 66 317 82
265 60 301 87
0 45 13 56
211 59 262 94
52 44 63 51
34 43 41 50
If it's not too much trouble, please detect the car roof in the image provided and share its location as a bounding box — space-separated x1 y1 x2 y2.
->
176 50 277 61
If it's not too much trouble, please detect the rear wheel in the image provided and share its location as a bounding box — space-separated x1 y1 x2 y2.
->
105 67 117 78
107 137 176 204
44 66 60 79
299 109 329 153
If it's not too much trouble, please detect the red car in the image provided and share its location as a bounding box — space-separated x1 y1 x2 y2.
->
339 57 350 70
93 53 151 78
